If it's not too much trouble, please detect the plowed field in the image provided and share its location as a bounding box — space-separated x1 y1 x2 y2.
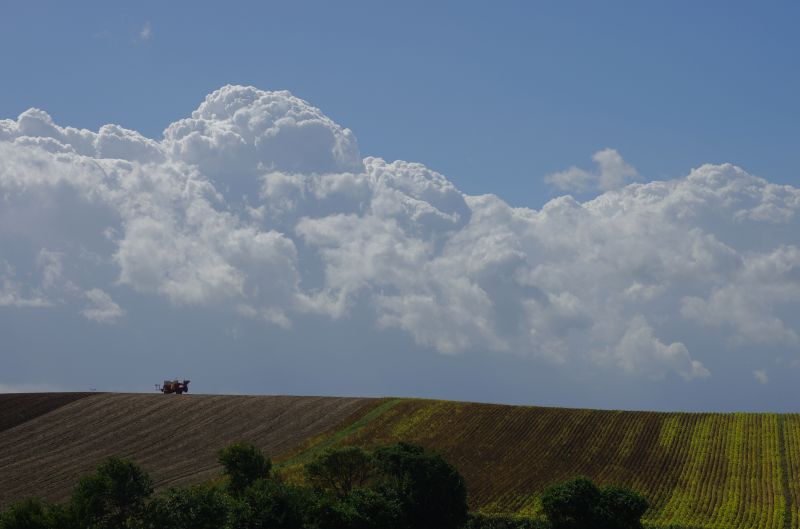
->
0 393 375 508
3 394 800 529
0 393 95 433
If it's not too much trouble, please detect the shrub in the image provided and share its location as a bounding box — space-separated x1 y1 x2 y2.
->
465 512 550 529
305 446 375 499
218 442 272 495
541 477 648 529
374 442 468 529
540 476 600 529
142 484 230 529
226 478 310 529
595 485 649 529
0 498 52 529
313 487 404 529
70 457 153 529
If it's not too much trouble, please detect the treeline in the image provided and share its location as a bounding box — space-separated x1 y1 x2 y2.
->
0 442 647 529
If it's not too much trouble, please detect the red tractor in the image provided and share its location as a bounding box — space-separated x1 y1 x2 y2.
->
156 379 190 394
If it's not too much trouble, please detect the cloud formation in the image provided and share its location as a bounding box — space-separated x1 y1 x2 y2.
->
81 289 125 323
2 86 800 382
138 22 152 42
545 148 639 192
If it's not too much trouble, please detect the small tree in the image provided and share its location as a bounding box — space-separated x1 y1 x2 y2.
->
373 442 467 529
70 457 153 529
0 498 52 529
218 442 272 495
142 484 230 529
540 476 600 529
595 485 648 529
226 479 310 529
305 446 375 499
314 487 404 529
541 477 648 529
343 488 404 529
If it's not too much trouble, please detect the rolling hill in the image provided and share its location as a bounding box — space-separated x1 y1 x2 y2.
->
0 393 375 508
1 393 799 529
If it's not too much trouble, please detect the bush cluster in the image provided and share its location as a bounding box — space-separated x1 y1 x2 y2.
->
0 442 466 529
0 443 646 529
540 476 648 529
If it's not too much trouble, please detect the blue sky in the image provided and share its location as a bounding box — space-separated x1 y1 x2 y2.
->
2 1 798 204
1 2 800 411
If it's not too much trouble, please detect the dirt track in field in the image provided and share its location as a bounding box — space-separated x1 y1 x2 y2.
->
0 393 375 508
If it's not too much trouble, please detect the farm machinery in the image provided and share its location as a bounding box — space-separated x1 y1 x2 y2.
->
156 379 190 394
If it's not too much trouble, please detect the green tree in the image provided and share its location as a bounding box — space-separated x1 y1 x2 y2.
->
373 442 467 529
540 476 600 529
70 457 153 529
218 442 272 495
343 488 404 529
595 485 648 529
305 446 375 499
541 477 648 529
226 478 310 529
313 488 403 529
40 504 76 529
0 498 52 529
142 484 230 529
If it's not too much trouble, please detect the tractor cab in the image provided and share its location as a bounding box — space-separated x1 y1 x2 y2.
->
156 379 190 394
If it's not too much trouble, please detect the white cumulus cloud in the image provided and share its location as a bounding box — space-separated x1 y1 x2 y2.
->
3 85 800 382
545 148 639 192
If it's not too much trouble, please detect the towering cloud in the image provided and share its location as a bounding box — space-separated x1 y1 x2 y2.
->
2 85 799 383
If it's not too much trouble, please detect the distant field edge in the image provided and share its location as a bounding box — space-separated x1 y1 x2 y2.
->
0 392 101 434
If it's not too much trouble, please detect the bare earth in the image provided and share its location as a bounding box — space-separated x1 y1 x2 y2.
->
0 393 374 508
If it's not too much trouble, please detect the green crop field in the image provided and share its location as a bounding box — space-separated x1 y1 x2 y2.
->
4 393 799 529
278 399 800 529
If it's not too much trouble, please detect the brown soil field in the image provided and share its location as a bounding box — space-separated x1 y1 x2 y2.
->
0 393 375 508
0 393 95 433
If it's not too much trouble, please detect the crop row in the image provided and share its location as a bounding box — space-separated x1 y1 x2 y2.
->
314 399 800 529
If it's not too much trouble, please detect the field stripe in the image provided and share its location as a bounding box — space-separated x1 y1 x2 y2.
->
275 397 403 469
778 415 792 529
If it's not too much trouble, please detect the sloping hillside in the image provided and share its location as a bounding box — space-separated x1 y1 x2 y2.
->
0 393 375 508
2 394 800 529
0 393 95 433
282 399 800 529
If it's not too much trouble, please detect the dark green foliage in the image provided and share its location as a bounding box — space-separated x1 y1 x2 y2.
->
465 513 550 529
314 488 404 529
595 486 649 529
343 488 403 529
305 446 375 499
227 478 311 529
1 440 651 529
70 457 153 529
0 498 52 529
541 477 648 529
374 442 468 529
540 476 600 529
39 504 76 529
218 442 272 495
142 484 229 529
